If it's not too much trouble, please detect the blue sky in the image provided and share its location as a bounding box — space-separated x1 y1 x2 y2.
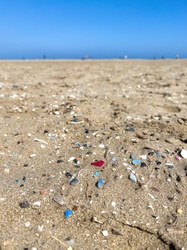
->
0 0 186 59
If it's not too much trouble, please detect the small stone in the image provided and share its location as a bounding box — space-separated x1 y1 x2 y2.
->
148 151 154 156
70 178 78 185
57 159 64 163
141 162 147 167
176 209 183 214
19 201 29 208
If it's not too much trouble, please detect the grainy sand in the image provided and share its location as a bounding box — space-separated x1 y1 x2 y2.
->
0 60 187 250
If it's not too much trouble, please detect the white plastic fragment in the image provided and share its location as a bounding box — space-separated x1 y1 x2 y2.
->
181 149 187 159
33 201 41 206
38 225 44 232
25 222 30 227
40 144 46 148
68 157 75 162
34 138 48 144
102 230 108 236
111 202 116 207
29 154 36 158
98 143 105 148
139 155 147 160
148 193 155 200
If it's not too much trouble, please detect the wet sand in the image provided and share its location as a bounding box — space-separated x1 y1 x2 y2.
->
0 60 187 250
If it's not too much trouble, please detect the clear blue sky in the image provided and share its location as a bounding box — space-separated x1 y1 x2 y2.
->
0 0 186 59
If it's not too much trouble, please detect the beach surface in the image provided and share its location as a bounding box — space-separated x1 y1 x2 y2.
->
0 60 187 250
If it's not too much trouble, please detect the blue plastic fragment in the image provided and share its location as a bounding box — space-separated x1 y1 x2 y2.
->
168 165 174 169
93 171 100 177
112 157 116 161
130 155 135 159
75 142 81 147
64 209 72 219
85 129 89 133
156 153 162 158
96 178 104 188
129 173 137 182
132 159 141 165
72 117 77 122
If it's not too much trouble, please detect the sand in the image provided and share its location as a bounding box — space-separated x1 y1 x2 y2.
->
0 60 187 250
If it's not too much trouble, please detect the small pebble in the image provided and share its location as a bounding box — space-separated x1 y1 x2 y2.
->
70 178 78 185
141 162 147 167
19 201 29 208
57 159 64 163
176 209 183 214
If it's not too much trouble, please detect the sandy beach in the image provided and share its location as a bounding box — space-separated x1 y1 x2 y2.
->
0 60 187 250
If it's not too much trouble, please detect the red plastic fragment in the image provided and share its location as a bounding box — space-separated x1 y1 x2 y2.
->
91 160 105 167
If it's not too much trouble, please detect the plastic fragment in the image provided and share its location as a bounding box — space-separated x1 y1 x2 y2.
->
96 178 104 188
93 171 100 177
29 154 36 158
91 160 105 167
102 230 109 236
175 155 181 160
53 196 65 205
64 237 75 246
180 149 187 159
148 193 155 200
64 209 72 219
129 173 137 182
139 155 147 160
34 138 48 144
132 159 141 165
25 222 30 227
33 201 41 206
